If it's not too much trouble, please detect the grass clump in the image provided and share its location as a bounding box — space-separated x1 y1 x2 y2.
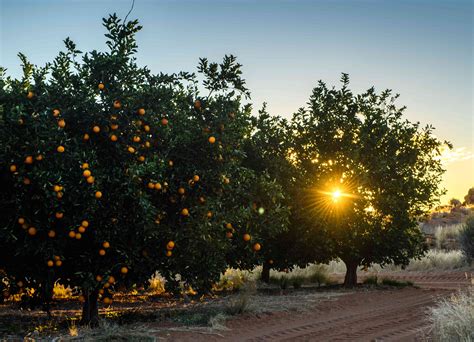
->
460 215 474 264
380 278 414 288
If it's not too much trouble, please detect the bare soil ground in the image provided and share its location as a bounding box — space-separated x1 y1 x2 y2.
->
154 270 472 341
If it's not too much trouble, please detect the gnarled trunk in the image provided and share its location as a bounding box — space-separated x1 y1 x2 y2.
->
261 262 271 283
343 260 359 287
80 290 99 327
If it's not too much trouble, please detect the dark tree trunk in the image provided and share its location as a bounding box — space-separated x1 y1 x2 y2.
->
343 260 359 287
261 262 271 283
80 290 99 327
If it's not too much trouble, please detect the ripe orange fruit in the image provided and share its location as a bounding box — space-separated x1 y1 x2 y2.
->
108 276 115 284
28 227 37 236
83 133 90 141
103 297 112 305
103 282 110 288
68 231 76 238
226 231 233 239
47 260 54 267
25 156 33 164
133 136 141 143
193 175 200 182
82 220 89 227
167 241 175 250
78 226 86 233
53 185 61 192
83 170 92 178
128 146 135 154
103 241 110 249
93 126 100 133
120 267 128 274
154 183 162 190
137 108 145 115
110 124 119 130
48 230 56 238
86 176 95 184
166 250 172 257
243 233 251 242
145 141 151 148
75 233 82 239
57 146 65 153
178 188 185 195
99 289 105 295
226 223 233 229
98 83 105 90
110 134 118 142
194 99 201 109
23 177 31 185
36 154 43 161
113 100 121 109
206 211 213 218
138 156 145 162
58 119 66 128
27 91 34 99
55 260 62 267
161 118 168 126
82 163 89 169
10 164 17 172
55 212 63 219
53 109 60 117
147 182 155 189
181 208 189 216
143 125 150 132
208 136 216 144
18 217 25 225
253 243 261 251
95 191 103 199
99 249 106 256
96 275 103 282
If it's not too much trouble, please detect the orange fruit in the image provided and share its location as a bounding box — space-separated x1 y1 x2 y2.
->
99 289 105 295
56 192 63 199
166 250 172 257
120 267 128 274
27 91 34 99
178 188 185 195
25 156 33 164
253 243 261 251
55 260 62 267
35 154 43 161
208 136 216 144
133 136 141 143
93 126 100 133
193 175 200 182
47 260 54 267
18 217 25 225
243 233 251 242
167 241 175 250
82 163 89 169
143 125 150 132
103 282 110 288
226 223 233 229
110 134 118 142
108 276 115 284
78 226 86 233
206 211 213 218
57 146 65 153
96 275 103 282
86 176 95 184
128 146 135 154
83 170 92 178
82 220 89 227
226 231 233 239
161 118 168 126
53 109 60 117
75 233 82 239
23 178 31 185
137 108 145 116
154 183 162 190
48 230 56 238
10 164 17 172
147 182 155 189
145 141 151 148
69 231 76 238
168 160 174 167
103 297 112 305
194 99 201 109
98 83 105 90
113 100 121 109
95 191 103 199
110 124 119 130
138 156 145 162
181 208 189 216
53 185 61 192
83 133 90 141
103 241 110 249
58 119 66 128
99 249 106 256
27 227 37 236
55 212 63 219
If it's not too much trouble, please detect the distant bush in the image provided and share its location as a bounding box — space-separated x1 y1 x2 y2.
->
380 278 413 287
460 215 474 263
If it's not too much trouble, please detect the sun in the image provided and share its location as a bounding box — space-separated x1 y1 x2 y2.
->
331 189 342 202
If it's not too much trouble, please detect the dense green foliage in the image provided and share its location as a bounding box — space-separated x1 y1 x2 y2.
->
460 215 474 263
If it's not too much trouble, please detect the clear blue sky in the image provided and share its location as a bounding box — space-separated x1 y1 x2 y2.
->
1 0 473 203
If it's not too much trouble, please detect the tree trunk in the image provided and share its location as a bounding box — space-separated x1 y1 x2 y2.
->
343 260 359 287
80 290 99 327
261 262 271 283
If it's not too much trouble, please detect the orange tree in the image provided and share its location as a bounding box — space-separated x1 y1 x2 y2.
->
289 74 448 286
0 15 286 324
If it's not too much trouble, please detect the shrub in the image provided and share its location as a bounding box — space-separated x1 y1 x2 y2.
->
380 278 413 287
460 215 474 263
363 275 378 285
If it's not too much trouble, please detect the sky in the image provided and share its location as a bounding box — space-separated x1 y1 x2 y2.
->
1 0 473 204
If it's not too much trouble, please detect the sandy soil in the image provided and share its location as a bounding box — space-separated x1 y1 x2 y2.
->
156 270 471 341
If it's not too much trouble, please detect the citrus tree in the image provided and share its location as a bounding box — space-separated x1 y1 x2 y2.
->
0 14 282 324
289 74 448 286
